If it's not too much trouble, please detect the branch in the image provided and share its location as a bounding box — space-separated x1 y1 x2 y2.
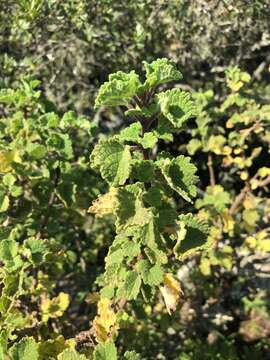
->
207 153 216 187
37 166 61 239
229 173 270 215
229 183 250 215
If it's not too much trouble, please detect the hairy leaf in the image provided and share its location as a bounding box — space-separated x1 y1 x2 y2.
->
93 341 117 360
95 71 141 108
174 214 210 260
143 58 182 87
57 349 87 360
161 155 198 202
93 298 118 343
91 139 131 186
156 88 196 128
9 337 38 360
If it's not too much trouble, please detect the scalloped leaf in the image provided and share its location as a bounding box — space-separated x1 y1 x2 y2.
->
156 88 196 128
90 139 131 186
93 341 117 360
9 337 38 360
143 58 182 87
41 292 70 322
120 271 142 300
174 214 210 260
136 260 164 286
57 349 87 360
93 298 118 343
89 187 118 218
118 122 142 143
0 150 21 173
131 160 155 182
115 184 151 231
160 155 198 202
124 351 141 360
95 71 141 108
124 103 158 118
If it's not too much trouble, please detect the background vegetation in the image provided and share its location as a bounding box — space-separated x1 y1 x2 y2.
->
0 1 270 359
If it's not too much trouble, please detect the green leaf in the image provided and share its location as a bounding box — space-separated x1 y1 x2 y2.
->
115 184 151 231
174 214 210 260
155 116 174 142
0 88 16 104
105 237 140 285
39 112 60 128
140 132 158 149
56 182 77 208
195 185 231 213
122 271 142 300
100 285 115 299
156 89 196 128
95 71 141 108
206 135 226 155
119 122 142 143
187 138 201 155
26 143 47 160
91 139 131 186
9 337 38 360
3 173 16 187
225 66 251 92
131 160 155 182
10 185 23 198
47 133 73 159
0 239 18 262
141 219 168 265
160 155 198 202
136 260 164 286
0 193 9 212
93 341 117 360
124 350 141 360
144 186 163 207
24 237 48 265
124 103 158 118
57 349 87 360
143 58 182 87
243 209 259 227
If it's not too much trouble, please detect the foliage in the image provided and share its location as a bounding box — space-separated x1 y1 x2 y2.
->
88 58 210 355
0 1 270 114
1 3 270 355
0 76 106 358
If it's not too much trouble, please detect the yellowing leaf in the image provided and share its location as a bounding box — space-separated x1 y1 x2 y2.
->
221 211 235 234
243 209 259 227
200 257 211 276
258 239 270 252
240 171 248 181
222 146 232 156
93 298 118 343
89 188 118 218
243 195 255 209
57 349 87 360
160 273 183 315
0 150 21 173
258 167 270 178
41 292 70 322
206 135 226 155
39 335 76 360
246 236 257 249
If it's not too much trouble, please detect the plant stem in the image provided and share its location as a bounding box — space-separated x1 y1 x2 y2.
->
207 153 216 187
